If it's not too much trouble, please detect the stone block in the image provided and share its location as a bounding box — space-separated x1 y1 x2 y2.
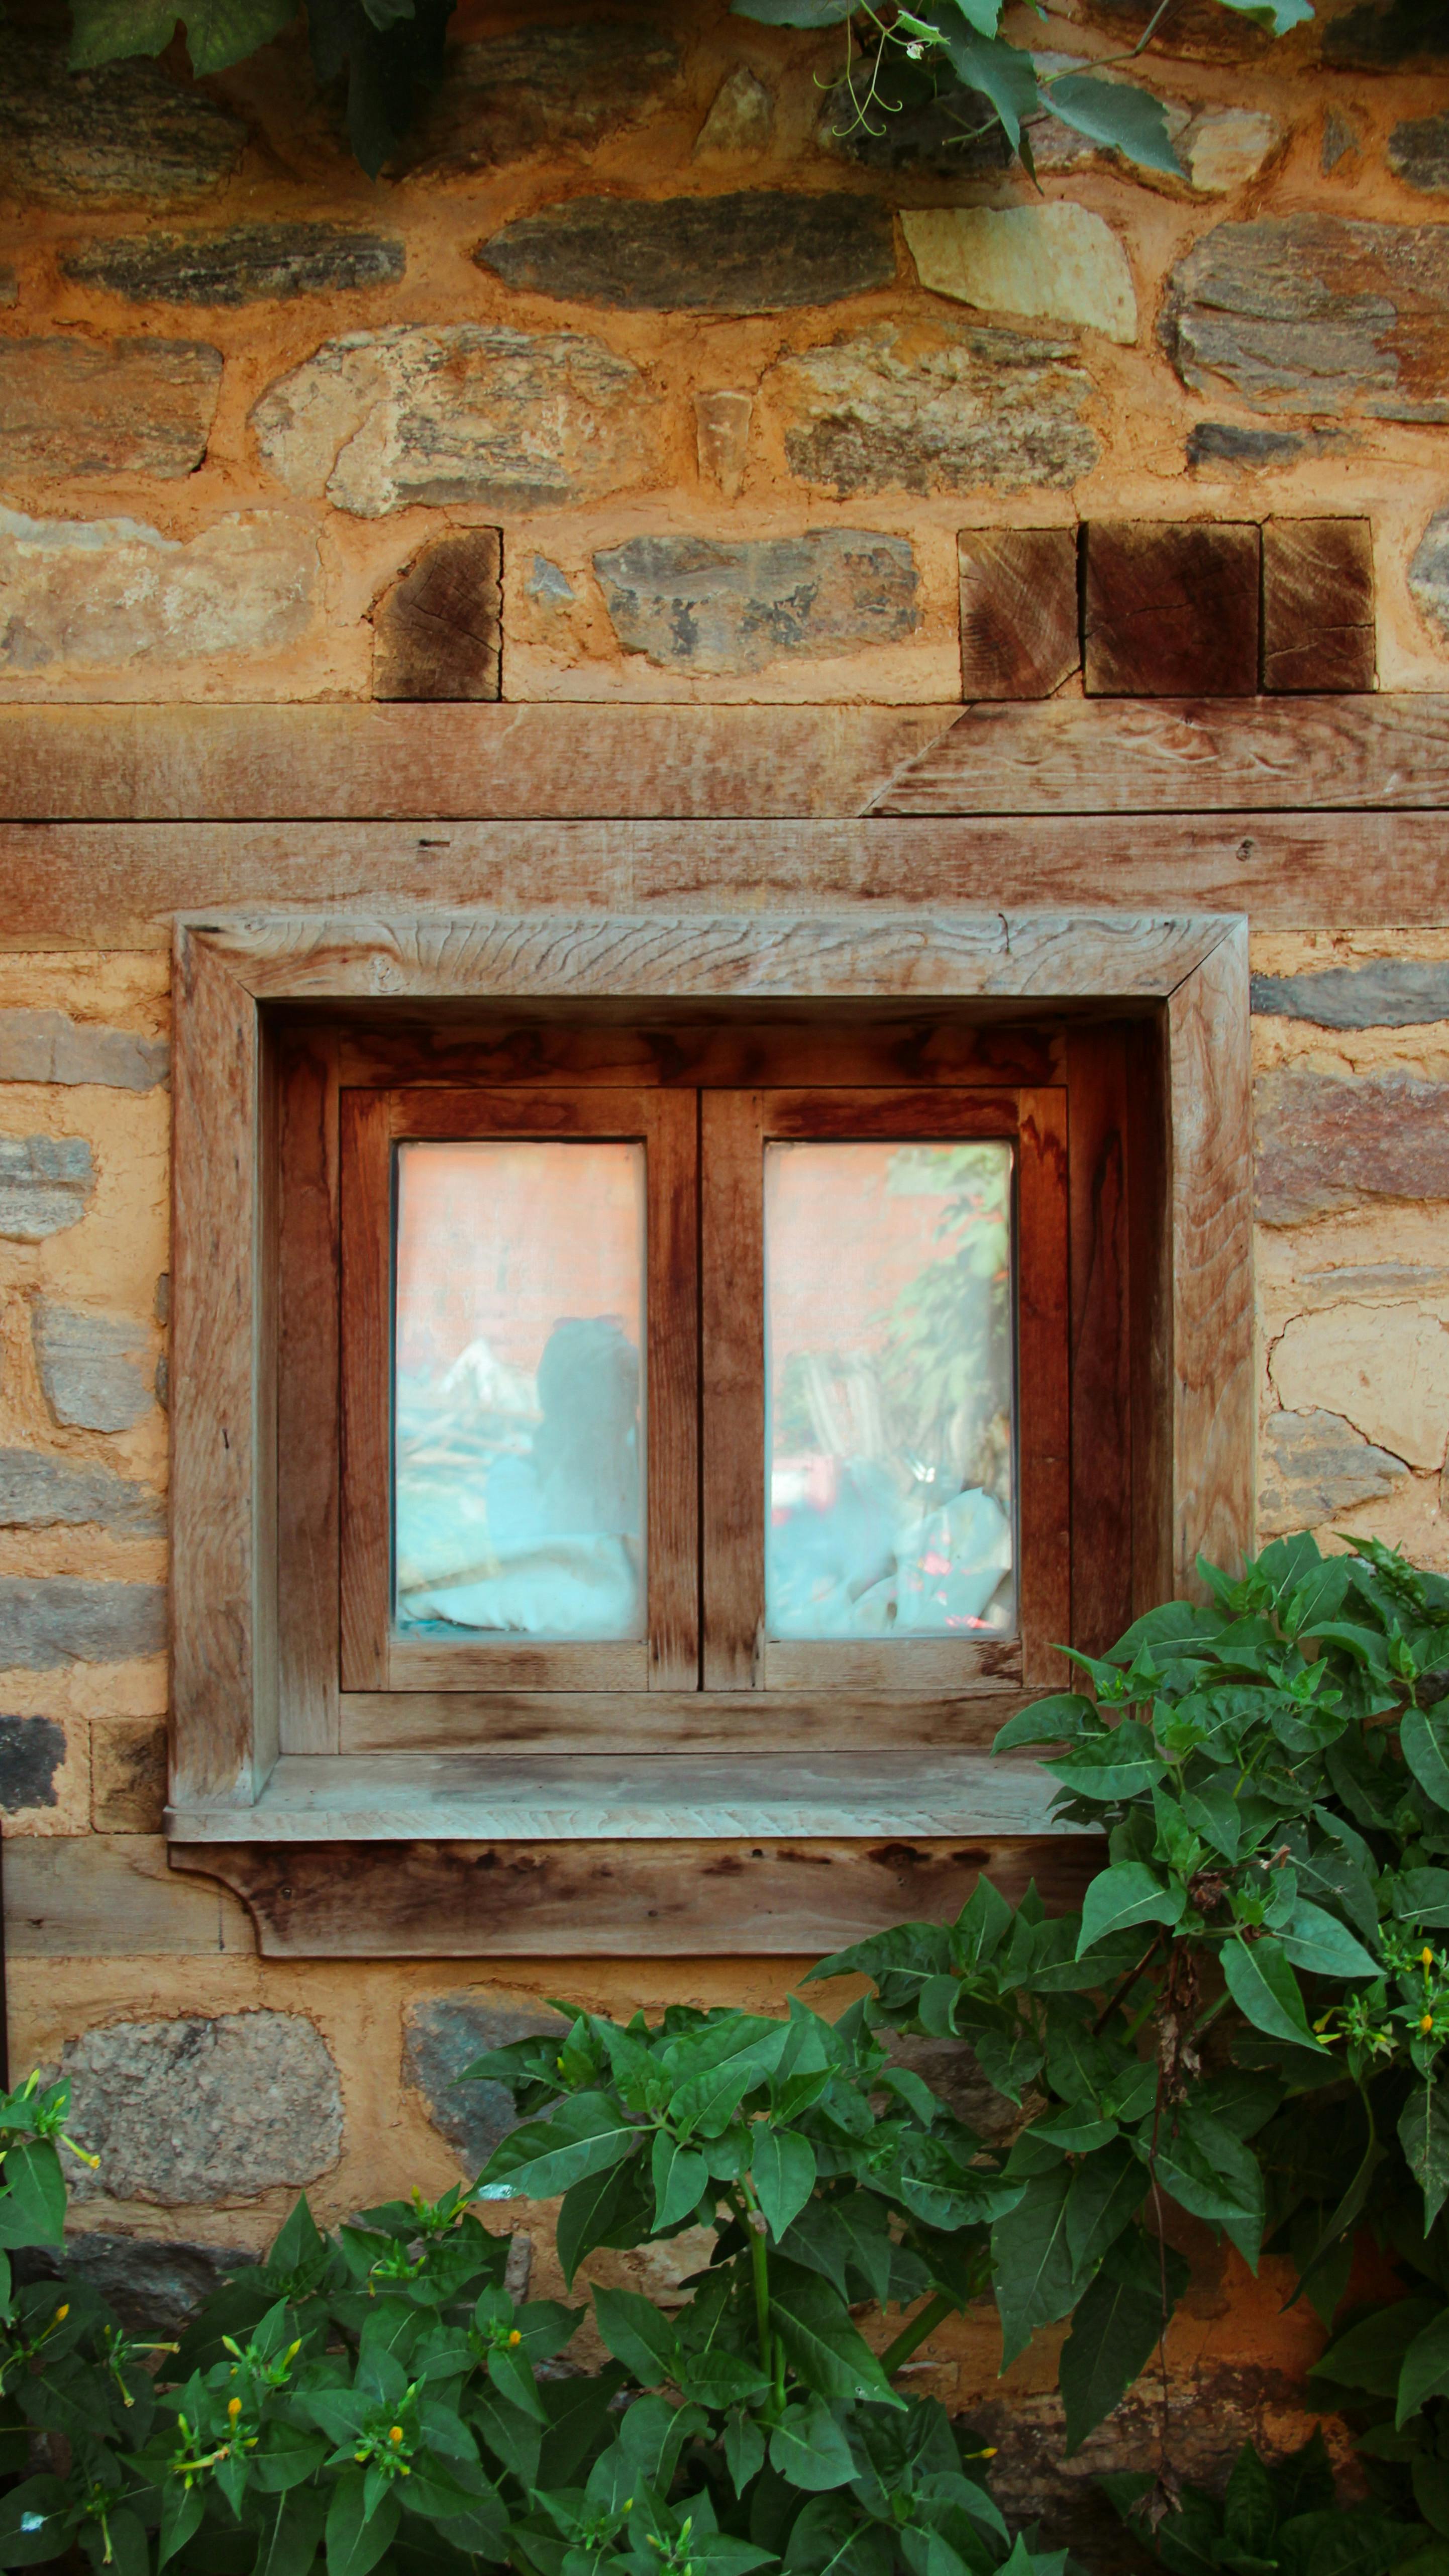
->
16 2233 250 2337
372 530 501 703
0 1715 66 1812
0 1450 163 1538
59 2013 343 2205
0 506 318 674
959 528 1080 701
477 192 895 313
1180 107 1281 192
1262 517 1375 692
92 1717 168 1833
0 1579 166 1671
1322 109 1361 172
400 22 680 174
0 336 220 478
1258 1407 1410 1534
770 322 1098 498
0 1138 93 1241
1186 423 1311 470
34 1303 155 1432
0 35 246 204
903 202 1137 344
1324 0 1449 63
593 530 918 677
0 1009 168 1090
1083 520 1260 696
403 1996 567 2169
1255 1067 1449 1223
1409 508 1449 642
0 267 15 307
1252 959 1449 1027
62 224 405 306
253 326 656 518
694 67 773 159
1272 1304 1449 1470
1389 114 1449 191
1164 216 1449 422
694 390 753 499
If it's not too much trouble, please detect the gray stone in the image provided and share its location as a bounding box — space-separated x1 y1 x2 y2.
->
1258 1407 1410 1533
1389 115 1449 191
0 268 15 308
59 2013 343 2206
400 21 680 174
1252 959 1449 1028
694 67 773 159
403 1997 566 2170
0 506 319 674
770 322 1098 498
0 1578 166 1670
1164 216 1449 421
34 1304 155 1433
0 1450 163 1539
526 556 575 604
0 1138 93 1241
16 2233 250 2337
817 75 1013 175
1186 421 1310 469
594 530 918 676
0 35 247 205
1255 1066 1449 1224
253 325 657 518
0 336 221 478
1410 507 1449 641
1322 109 1361 172
62 225 405 307
476 192 895 314
694 389 753 498
1324 0 1449 66
0 1715 66 1812
0 1008 167 1090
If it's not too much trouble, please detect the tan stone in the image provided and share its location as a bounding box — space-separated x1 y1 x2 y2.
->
91 1715 167 1833
693 389 754 498
769 320 1098 497
0 338 220 479
693 66 773 159
0 507 318 673
902 202 1137 345
1270 1302 1449 1469
1181 107 1282 192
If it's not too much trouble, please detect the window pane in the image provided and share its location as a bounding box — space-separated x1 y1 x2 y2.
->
393 1140 646 1641
765 1141 1014 1642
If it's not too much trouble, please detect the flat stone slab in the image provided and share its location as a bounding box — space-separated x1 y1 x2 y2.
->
904 202 1137 344
0 1007 168 1090
403 1996 566 2169
1256 1066 1449 1222
0 1715 66 1812
254 324 657 517
477 191 896 312
59 2013 343 2205
594 530 918 675
768 321 1098 497
1272 1303 1449 1470
0 1137 93 1241
1252 959 1449 1027
0 336 221 478
34 1302 155 1431
17 2232 251 2336
0 1449 163 1537
0 506 318 674
1410 508 1449 640
1164 215 1449 420
62 224 405 306
0 35 246 203
0 1577 166 1669
402 21 680 172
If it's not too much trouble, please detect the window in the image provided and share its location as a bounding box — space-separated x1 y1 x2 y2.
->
167 902 1252 1954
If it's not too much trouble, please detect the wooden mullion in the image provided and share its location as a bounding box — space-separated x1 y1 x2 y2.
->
1016 1087 1072 1688
277 1024 342 1754
701 1090 766 1689
1062 1027 1133 1657
338 1089 395 1693
645 1090 699 1689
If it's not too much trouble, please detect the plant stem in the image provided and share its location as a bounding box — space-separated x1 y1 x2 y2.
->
879 2289 959 2378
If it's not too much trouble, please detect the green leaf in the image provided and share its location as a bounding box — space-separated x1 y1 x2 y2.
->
1312 2297 1441 2399
1222 1937 1320 2051
1214 0 1313 30
157 2481 205 2573
1403 1708 1449 1815
651 2130 709 2230
253 2485 329 2576
769 2397 857 2491
751 2129 817 2242
478 2093 639 2201
1148 2107 1266 2270
724 2404 767 2495
1278 1899 1379 1981
992 1695 1095 1754
0 2141 65 2247
1044 1721 1168 1805
732 0 857 20
555 2156 648 2289
1064 2138 1145 2274
179 0 296 72
326 2468 400 2576
67 0 177 61
1397 2305 1449 2426
1222 2442 1277 2557
592 2284 679 2386
0 2477 76 2568
1077 1863 1185 1958
991 2162 1083 2366
1059 2248 1166 2452
1041 69 1185 176
1402 2085 1449 2231
916 7 1041 148
1392 1868 1449 1926
771 2255 900 2406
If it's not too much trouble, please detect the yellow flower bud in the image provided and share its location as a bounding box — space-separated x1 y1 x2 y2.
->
507 2328 522 2347
1425 1947 1436 1968
1423 2014 1435 2034
389 2425 405 2444
54 2305 68 2323
228 2397 242 2422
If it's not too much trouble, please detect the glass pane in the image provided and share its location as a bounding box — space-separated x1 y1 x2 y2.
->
765 1140 1014 1642
393 1140 646 1641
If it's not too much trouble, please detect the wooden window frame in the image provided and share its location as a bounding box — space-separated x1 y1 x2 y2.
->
167 895 1252 1957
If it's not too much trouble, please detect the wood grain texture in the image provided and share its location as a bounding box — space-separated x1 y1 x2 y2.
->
338 1086 394 1694
277 1026 340 1756
13 818 1449 946
1126 1013 1173 1614
701 1088 764 1689
7 1834 254 1956
0 706 954 822
645 1086 700 1689
371 530 502 704
333 1014 1066 1091
1168 925 1255 1589
1084 523 1261 699
1063 1026 1133 1655
171 930 271 1807
1017 1086 1072 1686
168 1831 1101 1956
959 529 1080 701
338 1686 1029 1754
1262 518 1376 694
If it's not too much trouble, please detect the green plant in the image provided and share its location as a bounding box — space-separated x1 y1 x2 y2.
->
1102 2430 1441 2575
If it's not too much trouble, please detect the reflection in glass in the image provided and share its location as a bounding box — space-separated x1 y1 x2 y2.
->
765 1141 1014 1642
393 1141 645 1641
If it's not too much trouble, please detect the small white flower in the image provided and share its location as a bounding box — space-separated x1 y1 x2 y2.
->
905 35 924 50
20 2515 47 2534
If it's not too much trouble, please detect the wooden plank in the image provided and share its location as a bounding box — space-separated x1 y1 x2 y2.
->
762 1641 1022 1690
646 1089 700 1690
338 1686 1030 1754
371 531 502 704
170 1832 1100 1956
6 1834 253 1956
338 1087 394 1694
701 1089 764 1689
1083 523 1261 699
1063 1027 1133 1656
0 705 954 822
167 1748 1071 1841
11 817 1449 946
171 930 271 1807
1262 518 1375 695
1017 1086 1072 1686
277 1026 340 1757
334 1013 1066 1092
1125 1012 1173 1615
876 697 1449 816
959 529 1080 701
1168 925 1255 1590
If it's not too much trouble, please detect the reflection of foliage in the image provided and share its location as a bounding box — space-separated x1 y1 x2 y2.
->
879 1144 1010 1477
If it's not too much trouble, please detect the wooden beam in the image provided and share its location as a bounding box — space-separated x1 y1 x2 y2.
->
169 1832 1100 1956
6 1834 254 1956
7 816 1449 948
1168 924 1255 1590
